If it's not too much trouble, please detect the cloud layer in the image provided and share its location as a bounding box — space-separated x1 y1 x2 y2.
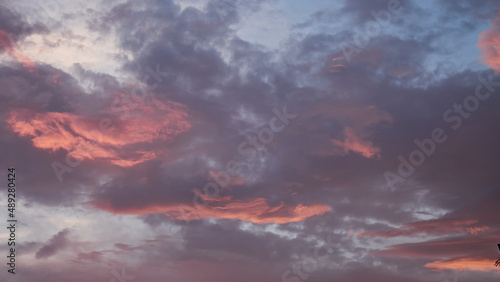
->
1 0 500 281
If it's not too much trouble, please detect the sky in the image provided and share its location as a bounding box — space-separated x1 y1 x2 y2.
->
1 0 500 281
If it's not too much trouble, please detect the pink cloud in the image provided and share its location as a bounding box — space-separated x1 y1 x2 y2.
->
425 257 500 273
0 30 36 72
358 218 488 238
478 12 500 72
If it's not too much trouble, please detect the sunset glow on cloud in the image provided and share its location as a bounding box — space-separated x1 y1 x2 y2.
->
332 127 381 158
358 219 489 238
478 12 500 72
92 197 332 224
7 99 191 167
425 257 500 273
0 30 36 72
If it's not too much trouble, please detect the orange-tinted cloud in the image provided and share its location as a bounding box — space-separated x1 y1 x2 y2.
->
358 219 488 238
332 127 381 158
304 102 392 159
0 30 35 72
209 170 245 188
306 102 393 130
92 197 331 224
478 12 500 72
7 99 191 167
328 57 346 73
51 73 61 85
425 257 500 273
468 225 490 235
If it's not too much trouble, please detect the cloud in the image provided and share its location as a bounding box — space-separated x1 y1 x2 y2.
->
425 257 500 272
0 30 36 72
478 12 500 72
6 98 191 167
332 127 381 158
92 196 331 224
1 0 500 281
358 218 489 238
35 229 70 259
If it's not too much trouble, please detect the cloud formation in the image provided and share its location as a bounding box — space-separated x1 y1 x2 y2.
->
478 12 500 72
1 0 500 281
93 196 332 224
7 98 191 167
